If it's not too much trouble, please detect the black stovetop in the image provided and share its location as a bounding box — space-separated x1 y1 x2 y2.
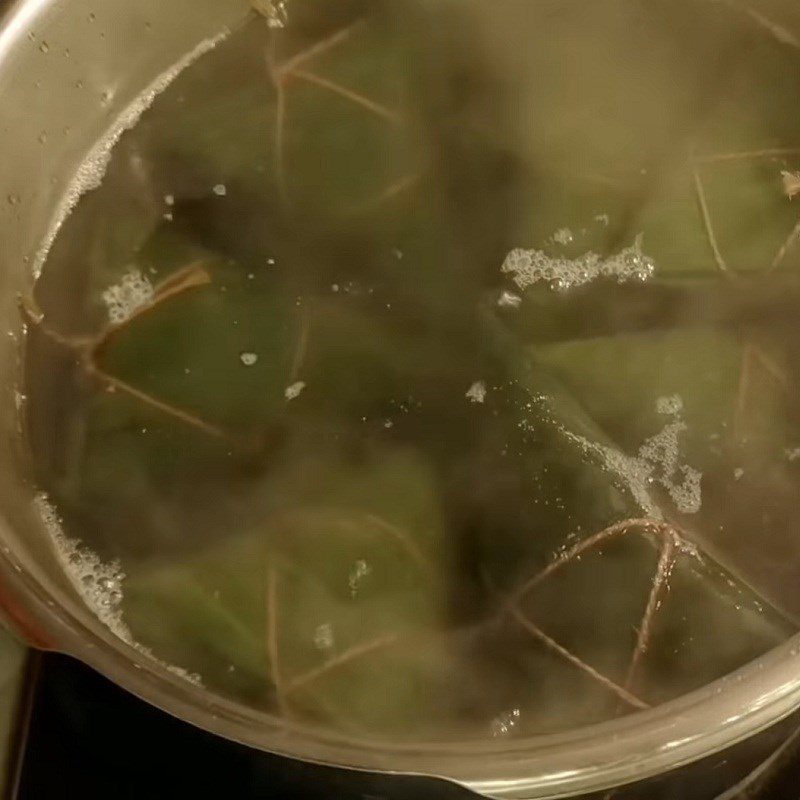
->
6 653 800 800
8 654 474 800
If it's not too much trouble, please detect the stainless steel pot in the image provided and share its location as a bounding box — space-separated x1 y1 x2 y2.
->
2 1 800 797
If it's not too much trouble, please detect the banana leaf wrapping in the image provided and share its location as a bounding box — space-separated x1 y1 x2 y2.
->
25 0 800 739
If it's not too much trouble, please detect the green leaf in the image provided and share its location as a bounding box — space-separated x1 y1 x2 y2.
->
122 444 449 736
531 328 743 454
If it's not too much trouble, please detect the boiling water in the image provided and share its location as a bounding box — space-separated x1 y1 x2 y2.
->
22 0 800 742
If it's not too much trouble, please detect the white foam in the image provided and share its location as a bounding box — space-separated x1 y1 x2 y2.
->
348 558 371 598
35 493 130 638
497 290 522 309
640 420 703 515
565 395 702 518
34 493 201 685
656 394 683 416
782 171 800 199
466 381 487 404
284 381 306 401
102 269 154 324
501 235 655 292
568 433 662 519
313 622 335 652
32 29 230 279
552 227 575 246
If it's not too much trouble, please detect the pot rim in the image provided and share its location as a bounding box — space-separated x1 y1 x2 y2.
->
2 0 800 797
3 516 800 800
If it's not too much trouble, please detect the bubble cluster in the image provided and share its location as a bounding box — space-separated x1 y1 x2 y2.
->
348 558 372 598
35 494 129 636
782 170 800 200
31 30 230 279
102 269 154 324
34 493 202 685
639 418 702 515
466 380 487 404
284 381 306 401
497 290 522 309
552 227 575 245
656 394 683 416
314 622 335 652
501 236 655 292
567 395 702 518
